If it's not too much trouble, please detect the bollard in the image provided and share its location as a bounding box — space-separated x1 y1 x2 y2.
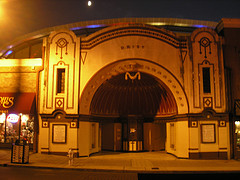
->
68 148 74 166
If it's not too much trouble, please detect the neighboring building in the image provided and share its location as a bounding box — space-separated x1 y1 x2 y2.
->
216 18 240 159
0 18 238 159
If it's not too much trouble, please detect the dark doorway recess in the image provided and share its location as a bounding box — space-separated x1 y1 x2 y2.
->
90 72 177 152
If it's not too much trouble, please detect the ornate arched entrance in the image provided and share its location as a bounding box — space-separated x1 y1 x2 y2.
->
80 59 189 152
90 72 177 116
90 71 177 151
80 59 188 115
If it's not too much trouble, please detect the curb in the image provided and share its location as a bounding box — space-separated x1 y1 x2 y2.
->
2 163 240 174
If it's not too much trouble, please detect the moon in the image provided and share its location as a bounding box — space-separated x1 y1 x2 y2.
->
88 1 92 6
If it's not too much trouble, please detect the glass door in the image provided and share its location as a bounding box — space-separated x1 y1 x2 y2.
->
122 117 143 151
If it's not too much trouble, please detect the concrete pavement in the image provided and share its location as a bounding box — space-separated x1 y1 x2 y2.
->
1 149 240 173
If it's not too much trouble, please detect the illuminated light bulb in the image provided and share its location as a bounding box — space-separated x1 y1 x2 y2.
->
88 1 92 6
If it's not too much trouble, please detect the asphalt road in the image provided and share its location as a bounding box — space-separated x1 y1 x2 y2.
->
0 166 137 180
1 166 240 180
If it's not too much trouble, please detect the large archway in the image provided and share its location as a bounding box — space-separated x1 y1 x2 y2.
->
80 59 189 115
79 59 189 152
90 72 177 117
89 71 178 152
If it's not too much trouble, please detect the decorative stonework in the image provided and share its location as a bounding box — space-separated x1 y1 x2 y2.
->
56 38 69 59
191 121 198 128
199 37 211 58
219 120 226 127
42 121 49 128
191 28 225 112
80 59 189 115
203 97 212 108
70 121 78 128
81 25 187 49
80 51 87 64
55 98 64 109
42 29 80 115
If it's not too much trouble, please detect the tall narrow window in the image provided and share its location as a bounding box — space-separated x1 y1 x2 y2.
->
57 69 65 94
202 67 211 93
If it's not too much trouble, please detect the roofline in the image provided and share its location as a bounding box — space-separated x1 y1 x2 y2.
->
216 18 240 33
0 17 218 56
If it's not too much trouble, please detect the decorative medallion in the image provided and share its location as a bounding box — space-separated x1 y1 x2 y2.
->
191 121 198 128
55 98 64 109
56 38 69 59
42 121 49 128
203 97 212 108
199 37 211 58
70 121 77 128
219 120 226 127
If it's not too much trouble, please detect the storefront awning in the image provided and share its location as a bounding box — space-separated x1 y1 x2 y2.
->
0 93 36 114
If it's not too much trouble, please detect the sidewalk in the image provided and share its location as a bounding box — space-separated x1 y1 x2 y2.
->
1 149 240 173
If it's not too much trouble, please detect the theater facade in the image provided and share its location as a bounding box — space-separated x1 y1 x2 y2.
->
0 18 239 159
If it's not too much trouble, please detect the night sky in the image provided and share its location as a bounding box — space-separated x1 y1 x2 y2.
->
1 0 240 48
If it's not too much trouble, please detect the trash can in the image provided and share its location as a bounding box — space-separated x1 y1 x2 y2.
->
11 140 29 164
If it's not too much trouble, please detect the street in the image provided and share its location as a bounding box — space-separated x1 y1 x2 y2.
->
1 166 240 180
0 166 137 180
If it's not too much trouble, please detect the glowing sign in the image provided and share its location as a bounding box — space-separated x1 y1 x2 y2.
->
0 113 5 123
0 96 14 108
7 114 19 123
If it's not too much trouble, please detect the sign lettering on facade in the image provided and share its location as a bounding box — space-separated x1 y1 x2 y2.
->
0 97 14 108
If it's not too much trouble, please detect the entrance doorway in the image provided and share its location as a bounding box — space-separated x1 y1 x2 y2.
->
122 116 143 151
90 71 177 152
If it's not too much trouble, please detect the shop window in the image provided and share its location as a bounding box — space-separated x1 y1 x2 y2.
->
235 121 240 147
202 67 211 93
0 113 6 143
57 69 65 94
0 113 34 144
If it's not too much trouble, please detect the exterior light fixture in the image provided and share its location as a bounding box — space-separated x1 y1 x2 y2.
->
88 1 92 6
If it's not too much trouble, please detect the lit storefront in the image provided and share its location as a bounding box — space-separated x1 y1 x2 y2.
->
0 93 36 148
235 121 240 146
234 100 240 158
